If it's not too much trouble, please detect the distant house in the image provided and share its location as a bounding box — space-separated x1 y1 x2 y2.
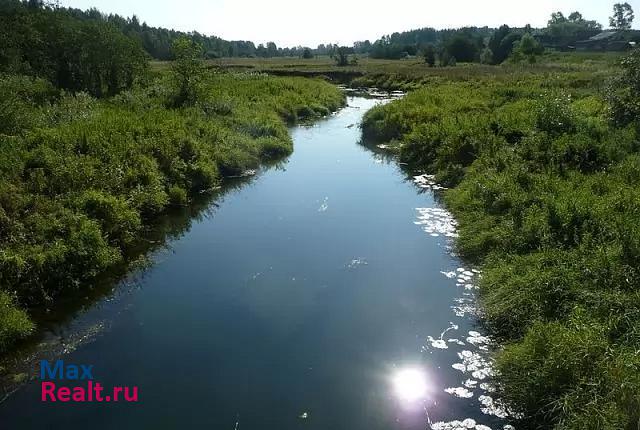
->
575 31 633 51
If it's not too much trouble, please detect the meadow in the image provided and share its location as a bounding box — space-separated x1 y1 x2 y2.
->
360 51 640 429
0 70 344 353
185 52 625 91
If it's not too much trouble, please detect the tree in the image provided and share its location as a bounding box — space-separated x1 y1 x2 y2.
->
423 44 436 66
480 47 494 64
444 33 479 63
549 12 566 25
545 10 602 47
334 46 351 66
568 11 583 22
302 47 313 59
170 37 205 107
266 41 278 57
610 3 634 30
438 47 453 66
607 47 640 125
511 33 544 63
488 25 521 64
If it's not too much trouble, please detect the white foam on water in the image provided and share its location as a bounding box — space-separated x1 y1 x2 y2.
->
445 387 474 399
463 379 478 388
318 196 329 212
415 208 459 238
428 336 449 349
478 395 509 419
412 181 516 428
430 420 495 430
346 258 368 269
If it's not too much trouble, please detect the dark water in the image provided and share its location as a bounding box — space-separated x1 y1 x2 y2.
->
0 97 508 430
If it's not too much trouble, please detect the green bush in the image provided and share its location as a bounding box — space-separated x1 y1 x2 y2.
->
0 291 34 350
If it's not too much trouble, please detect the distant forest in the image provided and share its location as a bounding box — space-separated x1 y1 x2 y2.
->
2 0 639 64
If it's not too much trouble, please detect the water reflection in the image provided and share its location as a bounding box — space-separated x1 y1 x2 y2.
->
391 367 430 404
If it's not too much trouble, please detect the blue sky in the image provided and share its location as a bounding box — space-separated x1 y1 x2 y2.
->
59 0 639 47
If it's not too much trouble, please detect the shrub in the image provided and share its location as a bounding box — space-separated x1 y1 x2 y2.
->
0 291 34 350
167 186 188 206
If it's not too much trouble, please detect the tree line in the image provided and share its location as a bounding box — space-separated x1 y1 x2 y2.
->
0 0 147 96
356 3 637 64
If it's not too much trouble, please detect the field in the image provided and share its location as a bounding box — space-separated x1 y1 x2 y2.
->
159 52 624 91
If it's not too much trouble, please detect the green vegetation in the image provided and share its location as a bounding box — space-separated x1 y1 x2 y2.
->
361 51 640 428
0 3 344 353
3 1 640 427
610 3 635 30
0 0 148 96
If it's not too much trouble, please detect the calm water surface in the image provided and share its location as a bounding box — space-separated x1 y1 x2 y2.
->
0 97 508 430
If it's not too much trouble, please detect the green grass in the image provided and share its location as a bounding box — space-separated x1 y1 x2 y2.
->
360 52 640 428
167 52 625 92
0 70 344 353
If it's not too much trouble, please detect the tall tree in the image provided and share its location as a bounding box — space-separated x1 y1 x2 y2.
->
488 25 521 64
423 44 436 66
170 37 205 107
610 3 634 30
568 12 583 22
548 12 567 25
334 46 351 66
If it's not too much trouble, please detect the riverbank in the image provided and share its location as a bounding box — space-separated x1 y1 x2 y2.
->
360 52 640 428
0 71 344 354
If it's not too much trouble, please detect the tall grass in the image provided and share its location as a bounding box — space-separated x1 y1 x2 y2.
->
0 71 344 353
361 53 640 428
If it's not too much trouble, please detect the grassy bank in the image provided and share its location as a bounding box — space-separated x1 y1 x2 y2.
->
0 71 344 353
361 52 640 428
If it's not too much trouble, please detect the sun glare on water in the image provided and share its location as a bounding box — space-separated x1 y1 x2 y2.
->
392 367 429 403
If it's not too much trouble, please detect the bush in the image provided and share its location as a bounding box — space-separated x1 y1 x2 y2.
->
0 291 34 350
167 186 188 206
534 93 577 136
607 47 640 126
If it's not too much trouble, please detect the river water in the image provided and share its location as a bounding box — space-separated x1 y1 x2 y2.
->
0 96 510 430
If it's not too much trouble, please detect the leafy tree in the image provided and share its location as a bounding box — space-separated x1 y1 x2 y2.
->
170 37 205 107
548 11 567 25
607 48 640 125
480 47 494 64
568 11 583 22
444 33 479 63
266 42 278 57
353 40 371 54
488 25 521 64
423 44 436 66
610 3 635 30
0 1 147 96
438 48 454 66
334 46 351 66
544 10 602 47
511 33 544 63
302 47 313 59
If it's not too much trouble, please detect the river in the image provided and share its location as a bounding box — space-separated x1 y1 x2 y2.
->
0 96 510 430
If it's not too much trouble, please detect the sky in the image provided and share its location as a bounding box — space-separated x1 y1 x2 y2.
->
59 0 640 47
